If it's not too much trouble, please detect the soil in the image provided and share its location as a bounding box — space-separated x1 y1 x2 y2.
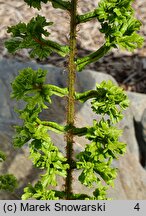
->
0 0 146 93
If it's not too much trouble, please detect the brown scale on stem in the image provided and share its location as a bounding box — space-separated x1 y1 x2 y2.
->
65 0 78 200
33 37 46 46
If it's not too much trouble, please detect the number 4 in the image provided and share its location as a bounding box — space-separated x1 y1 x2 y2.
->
134 203 140 211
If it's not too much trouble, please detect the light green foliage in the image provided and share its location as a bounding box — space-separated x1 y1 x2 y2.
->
76 118 126 190
5 0 143 199
22 182 59 200
11 69 128 199
11 67 67 147
96 0 144 50
76 0 144 71
75 80 129 123
11 67 67 104
11 68 69 199
75 81 128 195
29 139 69 186
91 81 129 123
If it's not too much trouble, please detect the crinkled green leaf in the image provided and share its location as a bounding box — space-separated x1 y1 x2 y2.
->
0 174 18 192
11 67 47 99
24 0 48 10
76 117 126 189
13 125 32 148
5 15 69 59
0 151 6 162
77 161 100 187
91 80 129 123
24 0 71 10
96 0 144 51
11 67 68 109
91 184 109 200
48 0 71 10
116 32 144 51
22 182 59 200
29 139 69 187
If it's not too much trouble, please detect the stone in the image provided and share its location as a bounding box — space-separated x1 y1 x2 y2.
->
127 92 146 168
141 109 146 142
0 58 146 199
127 91 146 122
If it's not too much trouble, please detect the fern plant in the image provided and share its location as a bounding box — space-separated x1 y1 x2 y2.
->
5 0 143 200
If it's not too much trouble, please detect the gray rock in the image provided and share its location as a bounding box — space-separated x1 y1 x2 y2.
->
128 91 146 122
141 109 146 142
0 79 11 119
0 58 146 199
127 92 146 168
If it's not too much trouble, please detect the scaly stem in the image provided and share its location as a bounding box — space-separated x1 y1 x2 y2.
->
65 0 77 200
76 9 98 24
76 43 111 71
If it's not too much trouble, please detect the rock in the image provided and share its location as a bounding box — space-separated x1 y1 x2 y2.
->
141 109 146 143
142 58 146 70
127 92 146 168
0 79 11 119
128 91 146 122
0 58 146 199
